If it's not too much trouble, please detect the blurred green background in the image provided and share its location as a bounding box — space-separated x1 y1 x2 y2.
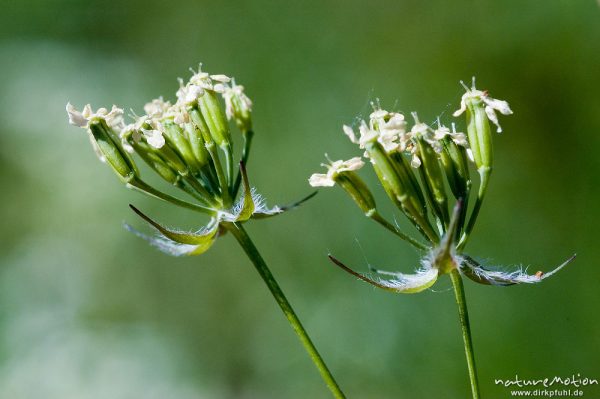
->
1 1 599 398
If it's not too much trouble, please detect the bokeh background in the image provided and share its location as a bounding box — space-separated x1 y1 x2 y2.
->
1 1 599 398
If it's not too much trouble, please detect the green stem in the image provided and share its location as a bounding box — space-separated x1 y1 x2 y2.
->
458 167 490 250
182 174 220 207
369 211 429 251
206 141 232 208
227 223 346 399
232 130 254 197
450 269 480 399
222 142 234 193
127 178 214 214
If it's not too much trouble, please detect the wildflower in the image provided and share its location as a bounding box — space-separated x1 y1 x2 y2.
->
309 156 377 215
308 157 364 187
66 64 312 256
453 78 513 133
66 103 125 131
66 103 138 181
312 80 573 399
66 64 345 399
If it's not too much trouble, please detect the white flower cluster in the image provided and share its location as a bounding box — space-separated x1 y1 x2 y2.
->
66 64 253 155
342 108 468 168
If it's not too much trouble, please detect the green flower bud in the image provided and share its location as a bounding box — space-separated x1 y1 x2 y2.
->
188 107 213 144
88 119 137 182
389 152 427 219
416 137 449 225
183 122 209 167
123 132 178 185
439 136 470 201
161 120 202 174
198 91 231 148
336 172 376 214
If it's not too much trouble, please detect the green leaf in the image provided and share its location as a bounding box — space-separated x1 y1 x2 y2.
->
328 255 438 294
128 205 218 256
234 162 255 222
251 191 318 219
459 254 576 286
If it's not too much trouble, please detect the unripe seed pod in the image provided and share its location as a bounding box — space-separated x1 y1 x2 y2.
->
161 120 202 174
416 138 449 225
89 119 137 182
335 172 376 214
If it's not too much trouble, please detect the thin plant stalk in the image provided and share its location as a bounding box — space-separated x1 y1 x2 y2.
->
232 130 254 197
227 222 346 399
458 168 490 250
127 178 214 214
369 211 428 251
450 269 480 399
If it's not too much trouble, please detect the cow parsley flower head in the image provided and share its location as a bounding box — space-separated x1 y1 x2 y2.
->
66 63 308 258
311 82 573 298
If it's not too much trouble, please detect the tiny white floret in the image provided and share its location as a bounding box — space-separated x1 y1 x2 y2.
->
309 157 364 187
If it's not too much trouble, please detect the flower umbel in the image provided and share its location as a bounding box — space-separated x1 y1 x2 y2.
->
66 64 345 398
310 81 575 399
311 84 573 292
67 64 307 254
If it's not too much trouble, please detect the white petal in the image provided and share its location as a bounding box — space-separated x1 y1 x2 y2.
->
81 104 93 119
370 109 388 120
453 99 467 117
185 85 205 103
309 173 335 187
122 139 135 154
452 132 469 147
66 103 88 127
484 105 502 133
210 74 231 83
484 97 513 115
341 157 364 171
143 129 165 149
433 127 450 141
213 83 226 93
106 105 124 129
343 125 357 143
386 113 405 126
